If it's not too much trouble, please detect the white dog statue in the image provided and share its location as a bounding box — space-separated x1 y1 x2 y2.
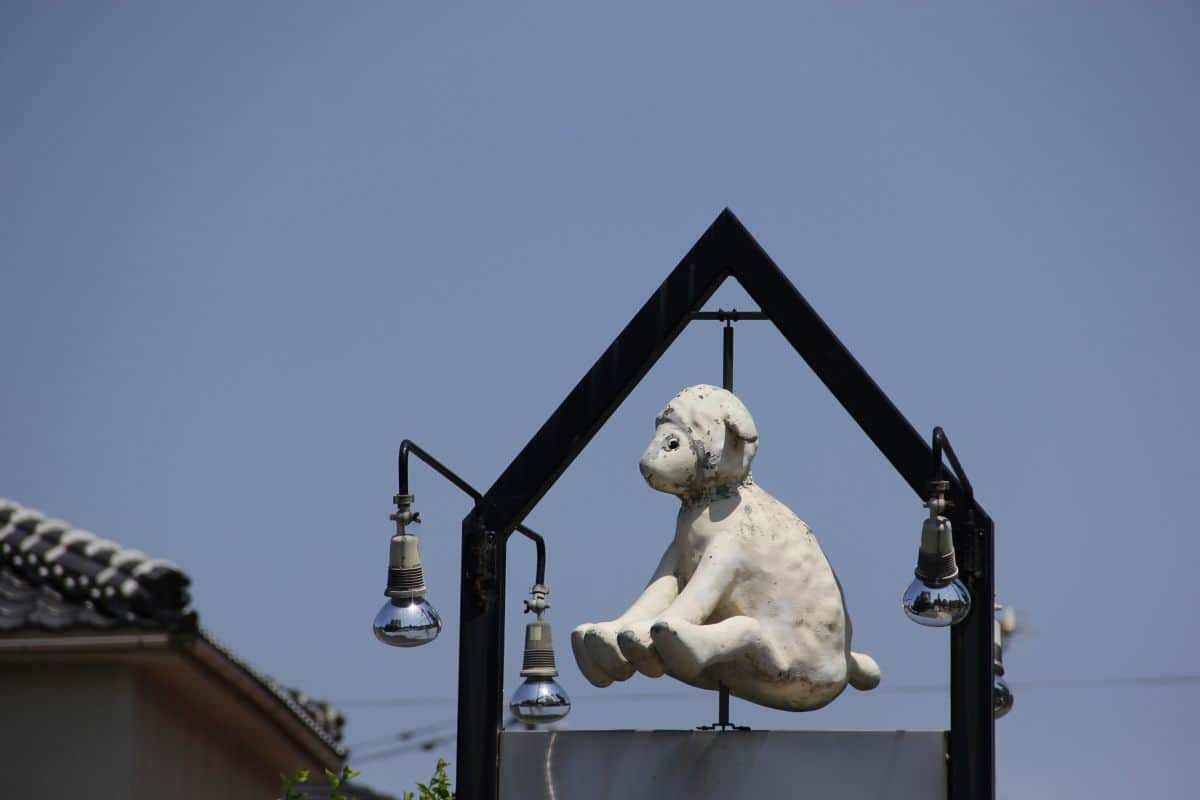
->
571 385 880 711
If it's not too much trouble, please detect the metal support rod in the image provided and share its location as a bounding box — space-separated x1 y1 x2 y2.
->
718 319 733 728
398 440 482 502
515 526 547 587
722 322 734 393
690 310 769 321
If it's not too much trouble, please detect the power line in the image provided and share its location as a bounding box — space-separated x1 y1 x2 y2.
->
336 689 686 709
346 718 456 751
334 674 1200 709
1016 674 1200 690
354 733 457 765
340 675 1200 766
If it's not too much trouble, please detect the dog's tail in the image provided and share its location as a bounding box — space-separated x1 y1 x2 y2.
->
847 651 881 691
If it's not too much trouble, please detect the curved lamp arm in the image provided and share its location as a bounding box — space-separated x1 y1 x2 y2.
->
397 440 546 585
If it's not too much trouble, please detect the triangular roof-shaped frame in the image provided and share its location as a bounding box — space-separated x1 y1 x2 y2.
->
479 207 985 527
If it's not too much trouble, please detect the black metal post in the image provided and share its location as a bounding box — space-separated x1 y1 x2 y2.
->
930 426 994 800
456 514 505 800
950 508 995 799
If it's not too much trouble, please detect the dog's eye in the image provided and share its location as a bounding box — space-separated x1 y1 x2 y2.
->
666 436 680 451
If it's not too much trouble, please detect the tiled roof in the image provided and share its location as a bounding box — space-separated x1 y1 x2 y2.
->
0 498 346 752
197 627 349 755
0 499 195 633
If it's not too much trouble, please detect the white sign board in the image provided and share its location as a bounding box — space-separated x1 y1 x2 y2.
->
499 729 946 800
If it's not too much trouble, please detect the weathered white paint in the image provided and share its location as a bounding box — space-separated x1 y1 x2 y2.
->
499 730 945 800
572 385 880 711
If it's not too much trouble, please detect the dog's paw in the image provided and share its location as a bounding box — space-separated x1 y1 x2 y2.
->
572 622 635 684
617 623 665 677
650 618 705 680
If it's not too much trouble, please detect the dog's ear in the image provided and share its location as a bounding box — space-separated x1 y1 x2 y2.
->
724 406 758 444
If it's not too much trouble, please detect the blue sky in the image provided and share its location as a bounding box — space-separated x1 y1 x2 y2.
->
2 2 1197 796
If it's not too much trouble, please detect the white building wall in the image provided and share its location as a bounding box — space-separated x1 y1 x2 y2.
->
0 661 289 799
1 662 137 798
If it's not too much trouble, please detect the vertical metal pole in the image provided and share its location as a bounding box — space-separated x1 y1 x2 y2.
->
717 683 731 728
717 320 734 728
949 511 995 800
456 515 506 800
722 321 734 392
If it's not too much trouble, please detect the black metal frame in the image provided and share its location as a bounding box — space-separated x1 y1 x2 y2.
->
452 209 994 800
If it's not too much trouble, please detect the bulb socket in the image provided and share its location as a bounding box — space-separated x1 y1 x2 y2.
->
387 566 427 597
385 534 428 599
520 619 558 678
915 551 959 586
914 516 960 586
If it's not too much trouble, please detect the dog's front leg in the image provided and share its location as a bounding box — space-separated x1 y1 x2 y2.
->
649 543 738 679
617 539 739 678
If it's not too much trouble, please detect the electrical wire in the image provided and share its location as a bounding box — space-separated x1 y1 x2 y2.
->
335 690 684 708
340 675 1200 766
336 674 1200 709
354 733 457 765
345 719 456 751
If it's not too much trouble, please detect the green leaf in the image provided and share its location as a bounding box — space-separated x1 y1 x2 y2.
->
280 769 312 800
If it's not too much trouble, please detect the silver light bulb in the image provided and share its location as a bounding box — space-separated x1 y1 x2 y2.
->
509 584 571 725
993 676 1014 718
510 676 571 724
902 576 972 627
373 596 442 647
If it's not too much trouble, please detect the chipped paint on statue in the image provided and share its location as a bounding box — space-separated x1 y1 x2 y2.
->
571 385 881 711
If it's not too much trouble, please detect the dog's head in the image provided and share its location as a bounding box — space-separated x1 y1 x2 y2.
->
639 384 758 498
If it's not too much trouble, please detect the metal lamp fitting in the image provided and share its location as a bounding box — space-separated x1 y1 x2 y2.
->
902 480 972 627
993 609 1015 718
373 493 442 648
510 584 571 724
